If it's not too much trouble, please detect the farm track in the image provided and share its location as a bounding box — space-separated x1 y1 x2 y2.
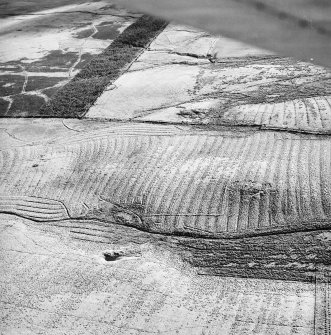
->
315 266 331 334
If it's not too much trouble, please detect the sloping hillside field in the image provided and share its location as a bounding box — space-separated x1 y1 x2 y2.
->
1 5 331 334
1 120 331 282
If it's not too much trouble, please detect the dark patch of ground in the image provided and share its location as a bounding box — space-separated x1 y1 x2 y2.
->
42 85 66 99
98 20 120 26
75 27 95 39
25 50 80 71
75 22 124 40
99 4 121 12
4 94 46 117
0 63 22 72
0 74 25 96
93 22 123 40
0 98 10 113
39 15 168 118
25 76 67 92
75 53 99 70
179 229 331 282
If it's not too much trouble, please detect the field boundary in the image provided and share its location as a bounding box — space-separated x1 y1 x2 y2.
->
38 15 168 118
315 266 331 335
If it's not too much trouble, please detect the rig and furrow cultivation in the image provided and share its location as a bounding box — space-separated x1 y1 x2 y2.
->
0 125 330 238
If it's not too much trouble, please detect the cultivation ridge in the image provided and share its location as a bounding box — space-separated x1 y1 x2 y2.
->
0 124 330 238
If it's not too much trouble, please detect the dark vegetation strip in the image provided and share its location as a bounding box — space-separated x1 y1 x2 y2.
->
38 15 168 118
58 217 331 283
